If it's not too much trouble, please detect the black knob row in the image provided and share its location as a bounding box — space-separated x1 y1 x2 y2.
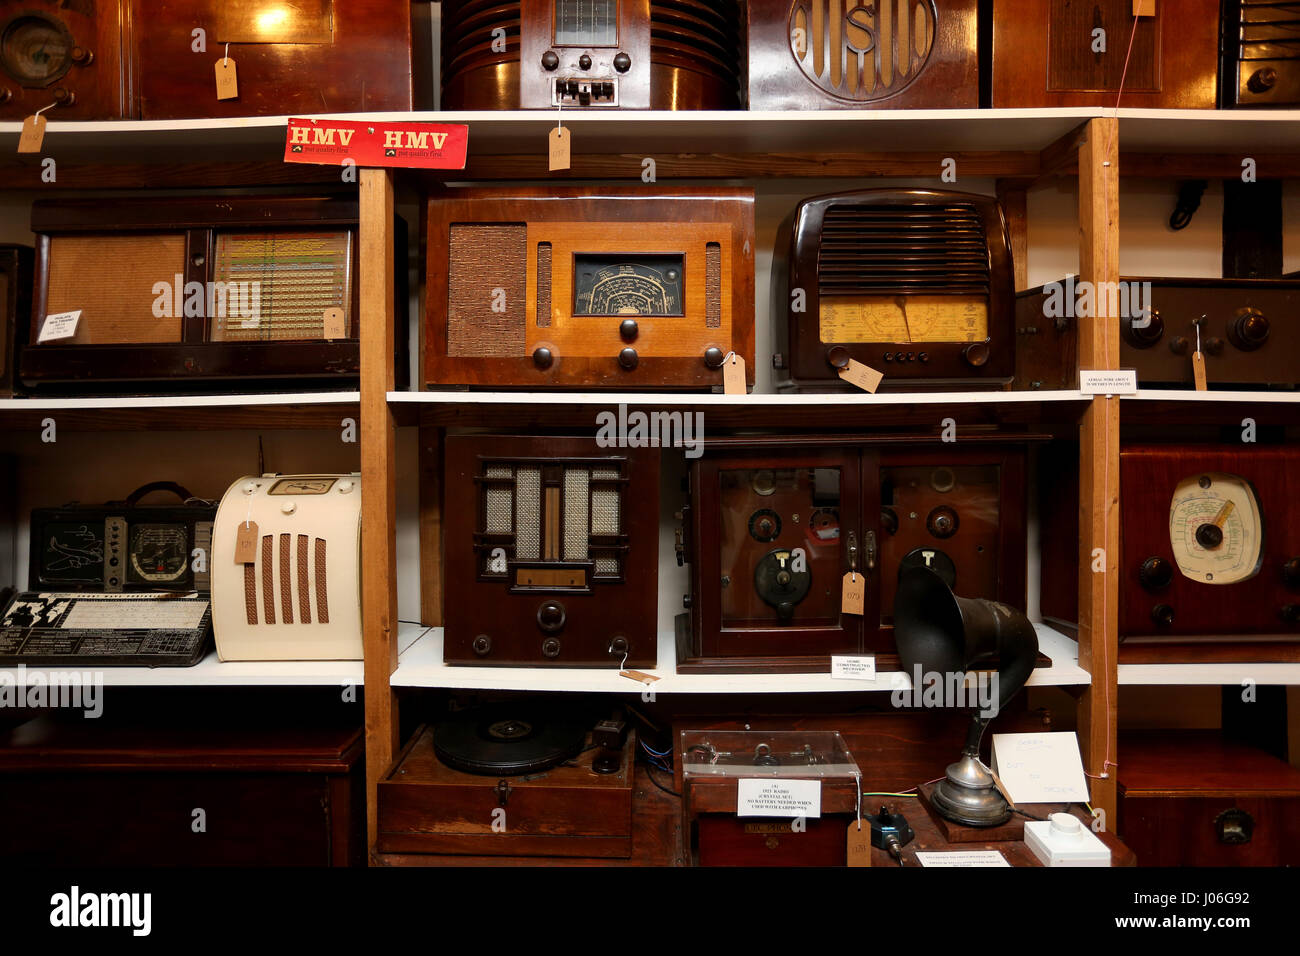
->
532 346 728 371
541 51 631 73
1140 555 1300 591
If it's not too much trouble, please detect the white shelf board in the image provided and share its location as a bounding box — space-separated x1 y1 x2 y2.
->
390 622 1088 692
1119 660 1300 686
1115 108 1300 153
1123 389 1300 404
390 389 1088 407
0 651 361 687
0 391 360 412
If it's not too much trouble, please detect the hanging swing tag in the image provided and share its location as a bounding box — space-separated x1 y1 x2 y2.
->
548 126 570 171
841 572 865 615
838 359 883 393
847 821 873 867
323 308 346 341
215 57 239 100
723 353 746 394
18 114 47 154
234 521 259 564
1192 350 1208 391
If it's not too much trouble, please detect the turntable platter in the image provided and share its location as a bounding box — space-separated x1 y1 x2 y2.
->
433 708 588 776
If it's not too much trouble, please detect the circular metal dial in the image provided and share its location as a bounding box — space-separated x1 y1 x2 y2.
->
753 548 811 621
748 508 781 542
1 15 74 87
1168 473 1264 584
128 525 189 583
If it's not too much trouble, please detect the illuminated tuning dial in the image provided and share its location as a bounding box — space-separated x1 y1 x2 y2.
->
1168 473 1264 584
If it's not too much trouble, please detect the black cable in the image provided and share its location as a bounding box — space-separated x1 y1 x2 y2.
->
641 760 681 798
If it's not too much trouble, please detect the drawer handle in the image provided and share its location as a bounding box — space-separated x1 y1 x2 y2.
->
1215 808 1254 845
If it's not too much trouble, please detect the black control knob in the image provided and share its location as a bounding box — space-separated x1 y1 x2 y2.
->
618 347 638 370
1195 523 1224 550
1139 556 1174 590
541 50 559 71
1284 557 1300 589
962 342 990 367
703 346 724 368
1204 336 1225 356
1282 605 1300 625
536 600 566 633
926 506 959 539
1169 336 1189 356
1228 308 1270 351
52 88 75 106
609 636 629 658
1248 67 1278 94
614 52 631 73
826 345 851 369
472 634 492 656
619 319 638 342
1151 604 1175 627
578 54 592 70
542 637 562 658
70 46 93 66
533 346 554 369
1122 309 1164 348
0 88 11 104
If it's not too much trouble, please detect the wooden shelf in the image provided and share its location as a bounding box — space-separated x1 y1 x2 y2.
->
0 652 361 687
0 392 361 431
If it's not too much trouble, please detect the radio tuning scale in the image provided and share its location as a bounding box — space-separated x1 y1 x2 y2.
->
1168 473 1264 584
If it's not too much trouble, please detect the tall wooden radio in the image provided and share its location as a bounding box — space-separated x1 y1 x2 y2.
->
990 0 1218 108
1222 1 1300 107
747 0 980 109
440 0 744 109
425 186 755 390
773 188 1014 391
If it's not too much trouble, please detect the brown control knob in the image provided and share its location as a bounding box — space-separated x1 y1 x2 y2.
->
71 46 94 66
541 50 559 71
618 347 638 370
1122 309 1164 348
533 347 554 369
926 506 959 539
614 52 631 73
609 636 629 657
962 342 990 367
0 88 11 104
536 600 566 633
52 88 75 106
1248 67 1278 94
704 346 724 369
826 346 850 369
1139 556 1174 590
1228 308 1270 351
620 319 638 342
578 54 592 70
541 638 562 658
1151 604 1175 627
1196 523 1224 550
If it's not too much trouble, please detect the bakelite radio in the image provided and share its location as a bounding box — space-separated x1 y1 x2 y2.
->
21 196 401 392
773 189 1015 390
1222 1 1300 107
0 1 412 121
425 187 755 390
0 245 32 397
990 0 1218 108
441 0 744 109
442 435 659 668
747 0 979 109
678 437 1027 673
1013 277 1300 390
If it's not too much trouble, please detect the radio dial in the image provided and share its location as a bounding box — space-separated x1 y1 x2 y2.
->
1139 556 1173 590
926 506 959 539
541 50 559 71
1228 308 1270 351
472 635 492 656
1122 309 1163 348
826 346 850 369
537 600 566 633
614 52 631 73
962 343 990 367
578 54 592 70
1195 523 1224 549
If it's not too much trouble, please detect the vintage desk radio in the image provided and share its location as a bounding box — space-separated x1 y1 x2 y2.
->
0 1 412 121
747 0 979 109
678 436 1027 673
211 473 362 661
1222 1 1300 107
990 0 1218 108
773 189 1015 391
20 195 390 393
425 187 755 390
442 435 659 667
0 245 32 397
440 0 743 110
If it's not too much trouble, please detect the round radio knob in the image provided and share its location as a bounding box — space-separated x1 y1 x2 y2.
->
614 52 631 73
52 88 75 106
337 479 355 494
618 347 638 370
70 46 93 66
242 481 257 495
541 50 559 71
1249 67 1278 94
926 506 959 539
619 319 638 342
826 346 851 369
1169 336 1190 356
537 600 566 634
1282 605 1300 625
1195 523 1224 550
609 636 629 657
1229 308 1270 351
0 88 11 104
703 346 724 369
1139 556 1174 590
472 634 492 656
881 507 899 536
578 54 592 70
1204 336 1225 356
1283 557 1300 588
1151 604 1175 627
962 342 990 367
541 637 562 659
1122 309 1164 348
532 346 554 369
280 501 297 515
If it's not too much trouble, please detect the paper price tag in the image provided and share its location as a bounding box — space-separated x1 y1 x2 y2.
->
234 520 259 564
619 669 659 684
549 126 570 171
838 359 883 393
847 822 873 867
1192 350 1208 391
18 114 47 154
215 57 239 100
323 308 346 341
723 353 746 394
841 572 864 615
37 310 80 342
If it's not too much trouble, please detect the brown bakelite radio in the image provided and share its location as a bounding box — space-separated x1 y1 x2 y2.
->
441 0 743 109
746 0 979 109
0 1 131 119
21 196 388 391
425 186 755 390
774 189 1015 390
1222 1 1300 107
990 0 1218 108
442 435 660 668
678 437 1027 673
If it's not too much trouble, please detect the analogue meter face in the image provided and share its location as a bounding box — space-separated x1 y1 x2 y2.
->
0 15 73 87
573 254 684 316
820 294 988 344
129 524 190 583
1167 472 1264 585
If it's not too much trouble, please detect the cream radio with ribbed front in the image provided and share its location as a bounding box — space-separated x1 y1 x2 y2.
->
212 474 362 661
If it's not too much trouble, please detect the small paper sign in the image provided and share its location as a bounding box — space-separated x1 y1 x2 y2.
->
1133 0 1155 16
991 731 1091 804
831 655 876 680
723 353 746 394
284 118 469 170
1078 369 1138 395
323 308 346 340
915 850 1010 868
234 520 259 564
1192 350 1208 391
619 669 659 684
18 114 46 154
847 821 873 867
549 126 571 171
215 57 239 100
736 778 822 819
37 310 80 342
841 571 865 615
838 358 883 393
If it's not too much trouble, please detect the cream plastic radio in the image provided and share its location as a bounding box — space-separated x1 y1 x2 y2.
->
212 474 362 661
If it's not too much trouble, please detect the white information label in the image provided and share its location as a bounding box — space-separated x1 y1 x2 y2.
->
38 310 81 343
1078 369 1138 395
736 778 822 818
830 655 877 680
915 850 1011 868
991 731 1091 804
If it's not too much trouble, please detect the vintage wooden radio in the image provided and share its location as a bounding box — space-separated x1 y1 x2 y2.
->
678 436 1027 673
747 0 979 109
773 189 1015 391
378 704 635 858
1222 1 1300 107
20 195 398 392
990 0 1218 108
1014 277 1300 390
0 1 132 120
0 245 32 396
211 473 362 661
441 0 743 110
443 435 659 667
425 187 755 390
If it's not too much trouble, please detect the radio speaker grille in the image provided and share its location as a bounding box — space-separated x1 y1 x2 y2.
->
564 469 589 560
537 242 552 327
242 534 332 626
705 242 722 327
515 466 541 560
447 224 526 356
46 235 186 344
